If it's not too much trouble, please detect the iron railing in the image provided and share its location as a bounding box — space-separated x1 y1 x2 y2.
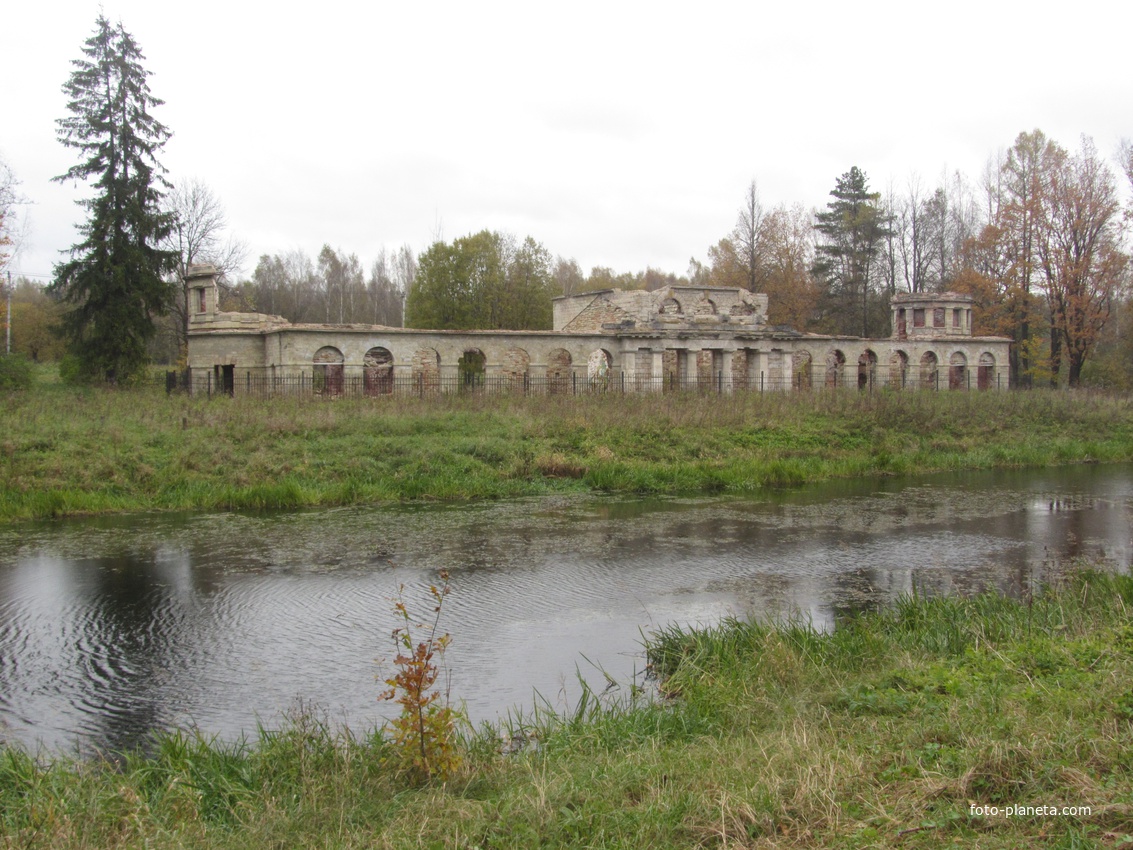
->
166 368 1003 398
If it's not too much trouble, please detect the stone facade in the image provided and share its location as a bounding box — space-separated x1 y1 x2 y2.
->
553 287 769 334
186 265 1011 393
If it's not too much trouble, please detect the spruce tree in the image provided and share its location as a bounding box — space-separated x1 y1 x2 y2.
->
52 15 178 382
812 167 892 337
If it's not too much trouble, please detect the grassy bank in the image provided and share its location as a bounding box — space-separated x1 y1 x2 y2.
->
3 566 1133 848
1 384 1132 521
2 385 1133 523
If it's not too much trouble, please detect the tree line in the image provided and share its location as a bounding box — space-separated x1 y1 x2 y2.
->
400 131 1132 390
9 14 1133 388
704 134 1133 389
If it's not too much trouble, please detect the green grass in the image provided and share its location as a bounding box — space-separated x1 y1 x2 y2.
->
1 383 1132 522
4 565 1133 848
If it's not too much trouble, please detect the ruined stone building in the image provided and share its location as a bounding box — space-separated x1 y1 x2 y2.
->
185 264 1011 395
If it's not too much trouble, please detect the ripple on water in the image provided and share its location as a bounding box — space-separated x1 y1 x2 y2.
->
1 464 1131 752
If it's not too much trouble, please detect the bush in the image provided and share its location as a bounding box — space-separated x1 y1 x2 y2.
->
0 354 33 390
57 354 85 385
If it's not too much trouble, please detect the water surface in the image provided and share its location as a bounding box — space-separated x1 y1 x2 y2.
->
1 463 1130 754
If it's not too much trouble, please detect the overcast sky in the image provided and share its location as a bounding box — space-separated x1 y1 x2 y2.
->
4 1 1131 285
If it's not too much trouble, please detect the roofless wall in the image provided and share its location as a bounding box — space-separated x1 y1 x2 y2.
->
186 265 1011 395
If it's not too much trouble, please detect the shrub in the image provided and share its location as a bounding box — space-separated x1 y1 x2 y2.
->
0 354 32 390
379 570 465 783
57 354 85 385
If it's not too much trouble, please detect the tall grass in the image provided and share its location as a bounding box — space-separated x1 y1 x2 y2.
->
3 565 1133 847
1 384 1131 521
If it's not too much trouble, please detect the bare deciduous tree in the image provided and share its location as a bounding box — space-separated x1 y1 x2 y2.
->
0 158 26 275
734 179 765 293
553 256 585 296
368 246 411 326
163 178 247 357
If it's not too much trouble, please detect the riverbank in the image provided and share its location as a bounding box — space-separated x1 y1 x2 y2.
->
2 565 1131 848
2 385 1132 521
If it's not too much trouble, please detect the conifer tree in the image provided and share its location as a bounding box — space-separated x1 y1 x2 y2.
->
52 15 178 382
813 167 892 337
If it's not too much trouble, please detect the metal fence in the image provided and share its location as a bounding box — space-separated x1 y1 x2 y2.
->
166 368 1004 399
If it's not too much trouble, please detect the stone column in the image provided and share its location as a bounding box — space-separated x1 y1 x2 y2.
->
685 347 702 389
768 348 787 391
749 349 767 392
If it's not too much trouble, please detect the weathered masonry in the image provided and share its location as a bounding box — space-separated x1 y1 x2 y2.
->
185 265 1011 395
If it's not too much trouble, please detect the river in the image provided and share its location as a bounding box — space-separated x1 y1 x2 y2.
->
1 463 1130 754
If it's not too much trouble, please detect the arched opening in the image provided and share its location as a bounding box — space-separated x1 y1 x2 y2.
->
825 350 845 388
949 351 968 390
729 303 756 321
693 297 717 316
587 349 612 390
889 350 909 389
920 351 939 389
730 301 755 317
502 347 530 390
978 352 995 391
659 297 681 315
546 348 572 394
363 347 394 396
313 346 345 396
412 347 441 392
458 349 486 390
857 350 878 390
793 351 812 391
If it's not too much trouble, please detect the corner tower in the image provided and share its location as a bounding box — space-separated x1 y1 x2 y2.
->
891 291 974 341
186 263 220 320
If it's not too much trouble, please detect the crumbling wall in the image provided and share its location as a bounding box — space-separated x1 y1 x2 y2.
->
501 347 531 385
561 298 631 333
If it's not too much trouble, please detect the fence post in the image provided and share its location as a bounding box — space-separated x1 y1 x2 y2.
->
572 372 577 395
207 371 212 399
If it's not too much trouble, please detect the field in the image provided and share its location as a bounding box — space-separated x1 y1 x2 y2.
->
1 381 1132 522
3 382 1133 847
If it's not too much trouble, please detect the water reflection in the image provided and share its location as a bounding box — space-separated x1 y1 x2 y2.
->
0 463 1130 754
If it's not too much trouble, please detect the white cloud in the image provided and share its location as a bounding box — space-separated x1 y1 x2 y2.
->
5 0 1131 282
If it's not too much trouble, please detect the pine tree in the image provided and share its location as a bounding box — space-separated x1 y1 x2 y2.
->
813 167 892 337
51 15 178 382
